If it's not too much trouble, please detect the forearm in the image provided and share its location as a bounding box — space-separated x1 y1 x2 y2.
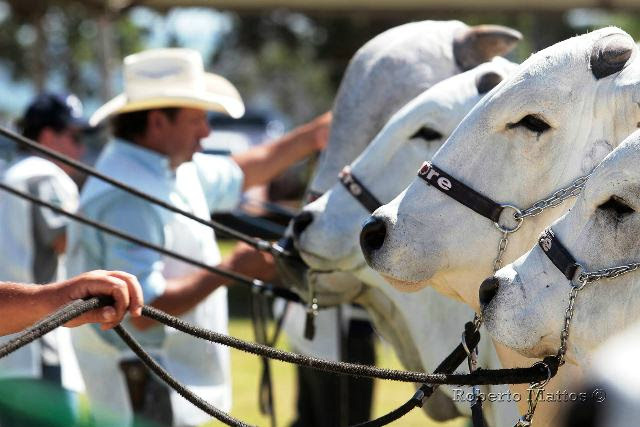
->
130 270 229 330
0 283 60 335
233 112 330 189
233 131 318 189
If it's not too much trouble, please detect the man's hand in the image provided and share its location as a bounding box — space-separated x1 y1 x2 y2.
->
295 111 332 152
47 270 144 330
221 242 277 283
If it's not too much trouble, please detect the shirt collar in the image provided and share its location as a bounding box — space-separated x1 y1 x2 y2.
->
110 138 174 180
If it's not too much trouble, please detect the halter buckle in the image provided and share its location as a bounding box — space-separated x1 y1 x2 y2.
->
494 204 524 233
530 361 552 389
570 264 588 290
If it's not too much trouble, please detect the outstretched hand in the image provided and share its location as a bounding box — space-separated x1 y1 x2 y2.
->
222 242 277 283
298 111 332 152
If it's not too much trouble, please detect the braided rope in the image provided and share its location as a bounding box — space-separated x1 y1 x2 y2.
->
0 298 560 427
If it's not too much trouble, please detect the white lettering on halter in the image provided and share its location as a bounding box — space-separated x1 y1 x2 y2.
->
437 177 451 191
426 168 440 180
339 167 363 196
418 163 453 191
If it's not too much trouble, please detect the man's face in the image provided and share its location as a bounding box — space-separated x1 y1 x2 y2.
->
161 108 211 168
39 126 85 178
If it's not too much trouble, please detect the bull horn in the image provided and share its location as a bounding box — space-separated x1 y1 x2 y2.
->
454 25 522 71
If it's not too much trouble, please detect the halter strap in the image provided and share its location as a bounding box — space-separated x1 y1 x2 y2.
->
417 162 504 224
538 229 579 280
339 166 382 213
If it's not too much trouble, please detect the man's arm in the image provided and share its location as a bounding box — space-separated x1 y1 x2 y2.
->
130 242 275 330
30 174 78 256
0 270 144 336
232 112 331 190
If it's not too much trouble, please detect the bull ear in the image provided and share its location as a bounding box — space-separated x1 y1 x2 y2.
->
476 71 504 94
454 25 522 71
590 34 634 79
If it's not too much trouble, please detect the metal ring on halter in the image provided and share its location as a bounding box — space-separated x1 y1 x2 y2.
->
494 204 524 233
530 361 552 389
571 264 588 290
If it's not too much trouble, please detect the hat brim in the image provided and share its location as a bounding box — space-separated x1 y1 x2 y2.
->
89 73 245 126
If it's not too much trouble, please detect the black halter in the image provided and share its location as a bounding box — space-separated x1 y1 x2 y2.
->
417 161 508 225
339 165 383 213
538 229 580 280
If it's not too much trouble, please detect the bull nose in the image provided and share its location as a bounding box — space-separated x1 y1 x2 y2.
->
479 276 500 306
292 211 314 238
360 216 387 261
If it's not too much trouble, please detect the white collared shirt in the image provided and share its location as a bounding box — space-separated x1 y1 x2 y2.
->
67 138 244 426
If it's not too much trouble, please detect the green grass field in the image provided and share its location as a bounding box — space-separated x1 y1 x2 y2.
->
215 318 467 427
207 240 467 427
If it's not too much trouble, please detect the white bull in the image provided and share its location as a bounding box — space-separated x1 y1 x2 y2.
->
309 20 522 194
280 19 521 424
483 132 640 427
283 19 522 304
291 59 520 426
482 130 640 364
361 27 640 425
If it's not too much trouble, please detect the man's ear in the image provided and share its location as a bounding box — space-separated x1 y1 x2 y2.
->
38 127 58 148
147 110 169 133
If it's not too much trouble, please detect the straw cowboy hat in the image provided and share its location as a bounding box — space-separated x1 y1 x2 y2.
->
89 48 245 126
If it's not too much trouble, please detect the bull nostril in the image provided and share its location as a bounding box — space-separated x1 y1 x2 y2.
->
479 276 500 306
360 216 387 260
292 211 314 238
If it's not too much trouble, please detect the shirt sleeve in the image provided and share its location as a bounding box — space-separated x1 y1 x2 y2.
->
30 174 79 247
192 153 244 213
96 194 167 303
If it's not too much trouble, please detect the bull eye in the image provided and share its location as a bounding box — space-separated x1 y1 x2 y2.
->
507 114 551 135
597 195 635 220
411 126 443 142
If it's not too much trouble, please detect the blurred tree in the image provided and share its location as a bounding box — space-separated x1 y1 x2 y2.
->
0 0 146 103
206 10 542 123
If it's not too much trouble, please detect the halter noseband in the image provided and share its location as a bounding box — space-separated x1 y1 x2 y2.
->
538 229 580 281
417 161 523 232
338 165 382 213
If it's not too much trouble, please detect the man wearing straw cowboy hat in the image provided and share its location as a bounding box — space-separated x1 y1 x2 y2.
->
67 47 330 427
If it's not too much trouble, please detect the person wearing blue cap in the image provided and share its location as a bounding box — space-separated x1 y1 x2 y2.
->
0 92 92 427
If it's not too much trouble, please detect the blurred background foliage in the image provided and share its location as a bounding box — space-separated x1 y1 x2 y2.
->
2 1 640 125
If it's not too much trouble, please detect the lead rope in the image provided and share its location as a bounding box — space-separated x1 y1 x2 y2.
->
0 181 303 305
492 230 551 427
463 230 511 427
0 299 556 385
304 274 319 340
0 298 562 427
0 126 283 256
516 237 640 427
250 288 277 427
486 177 590 427
462 318 485 427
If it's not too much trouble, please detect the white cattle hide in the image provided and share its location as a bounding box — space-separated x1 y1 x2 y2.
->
484 131 640 365
362 27 640 425
293 59 520 425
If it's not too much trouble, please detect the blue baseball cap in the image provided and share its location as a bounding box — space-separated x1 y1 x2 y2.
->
20 93 91 139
